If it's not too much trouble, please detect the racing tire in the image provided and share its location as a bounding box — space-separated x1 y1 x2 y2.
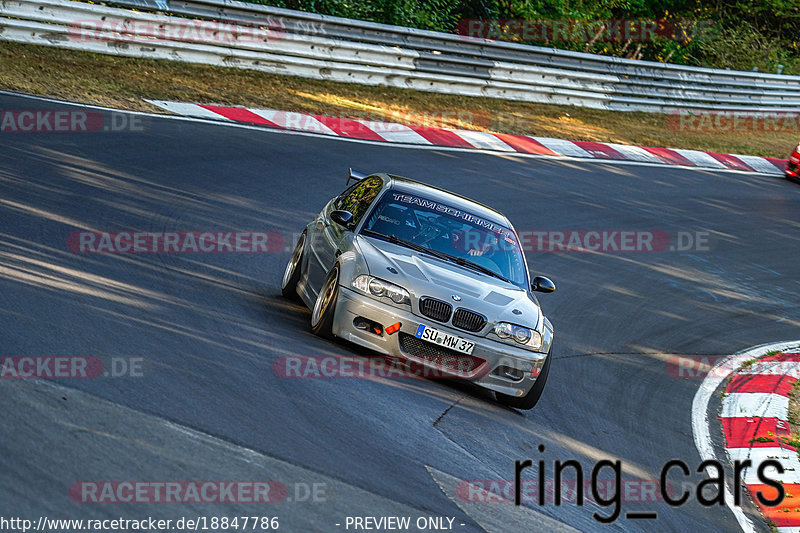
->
311 266 339 339
495 347 552 410
281 232 306 300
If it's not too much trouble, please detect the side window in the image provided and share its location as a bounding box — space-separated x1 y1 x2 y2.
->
336 177 383 225
334 181 361 209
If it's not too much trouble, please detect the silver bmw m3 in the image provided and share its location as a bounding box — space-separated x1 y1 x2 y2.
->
282 170 556 409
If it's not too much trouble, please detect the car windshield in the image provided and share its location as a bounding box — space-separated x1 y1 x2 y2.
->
361 191 528 287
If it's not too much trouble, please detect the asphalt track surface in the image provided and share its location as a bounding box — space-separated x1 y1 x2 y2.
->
2 91 800 532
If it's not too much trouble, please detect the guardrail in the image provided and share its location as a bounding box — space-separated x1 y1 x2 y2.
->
2 0 800 113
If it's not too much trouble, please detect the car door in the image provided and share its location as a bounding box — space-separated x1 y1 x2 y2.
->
307 177 384 294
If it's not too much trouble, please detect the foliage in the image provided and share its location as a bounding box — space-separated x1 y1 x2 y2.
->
254 0 461 32
249 0 799 73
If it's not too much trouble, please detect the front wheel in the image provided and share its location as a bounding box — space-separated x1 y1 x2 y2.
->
310 266 339 339
495 348 552 410
281 232 306 300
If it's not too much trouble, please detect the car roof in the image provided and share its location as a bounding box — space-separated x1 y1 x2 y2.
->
372 174 512 228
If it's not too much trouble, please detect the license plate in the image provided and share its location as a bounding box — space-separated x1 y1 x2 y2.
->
415 324 475 355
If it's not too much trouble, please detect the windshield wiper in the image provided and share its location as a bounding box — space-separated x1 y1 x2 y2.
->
433 251 510 283
361 229 510 283
454 257 510 283
362 229 451 261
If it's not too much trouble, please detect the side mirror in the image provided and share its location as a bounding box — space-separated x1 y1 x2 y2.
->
531 276 555 293
331 210 354 228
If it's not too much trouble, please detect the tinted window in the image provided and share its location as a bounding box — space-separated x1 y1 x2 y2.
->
334 180 361 208
335 177 383 225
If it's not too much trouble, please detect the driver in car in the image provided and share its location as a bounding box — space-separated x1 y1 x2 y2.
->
451 229 496 258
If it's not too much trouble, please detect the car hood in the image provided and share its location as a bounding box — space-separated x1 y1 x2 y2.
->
355 235 541 329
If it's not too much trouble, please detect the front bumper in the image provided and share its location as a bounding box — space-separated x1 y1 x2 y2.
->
332 286 549 397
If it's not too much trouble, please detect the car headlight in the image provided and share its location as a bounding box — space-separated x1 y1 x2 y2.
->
352 275 411 305
493 322 543 351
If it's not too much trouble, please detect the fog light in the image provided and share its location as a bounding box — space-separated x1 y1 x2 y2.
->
353 317 383 336
385 322 402 335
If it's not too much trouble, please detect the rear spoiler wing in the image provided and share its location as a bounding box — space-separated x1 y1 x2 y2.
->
347 168 368 185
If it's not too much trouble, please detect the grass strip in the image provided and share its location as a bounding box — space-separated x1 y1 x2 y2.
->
0 41 795 158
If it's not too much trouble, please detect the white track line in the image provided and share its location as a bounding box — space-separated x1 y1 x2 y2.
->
692 340 800 533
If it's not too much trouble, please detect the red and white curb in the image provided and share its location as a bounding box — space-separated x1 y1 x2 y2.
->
147 100 787 175
693 341 800 533
723 352 800 532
